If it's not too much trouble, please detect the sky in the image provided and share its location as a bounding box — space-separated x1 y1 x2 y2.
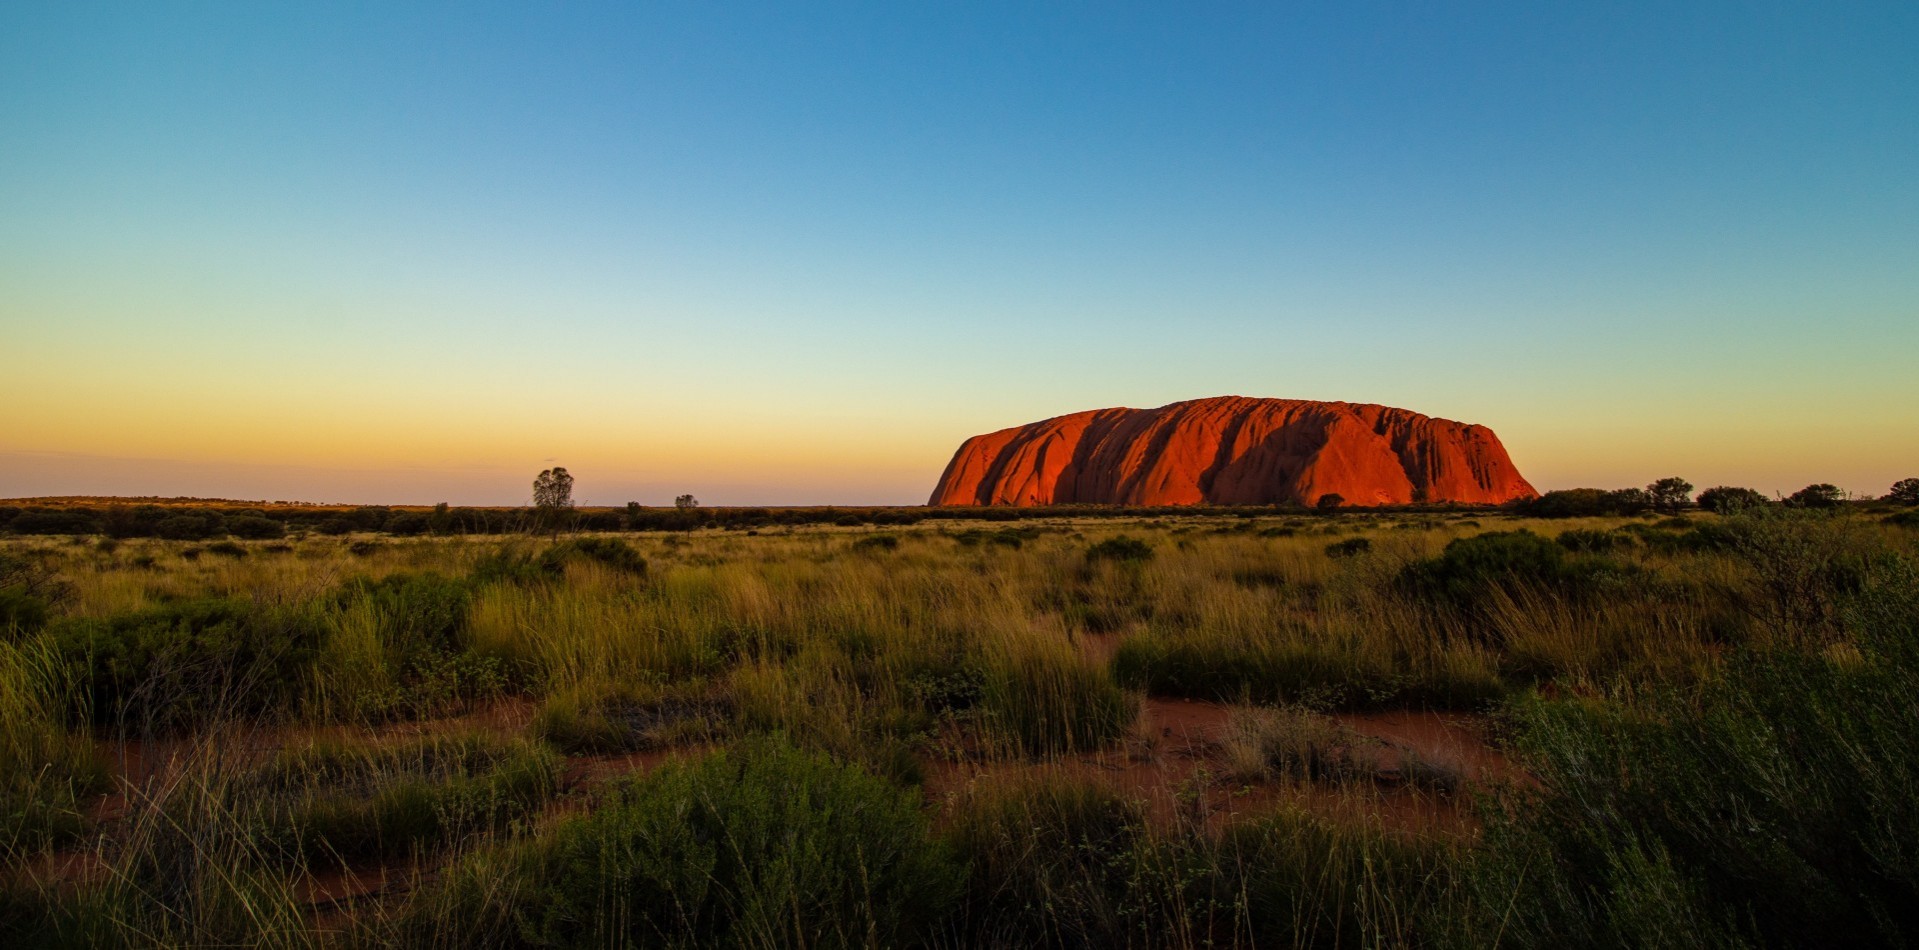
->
3 2 1915 506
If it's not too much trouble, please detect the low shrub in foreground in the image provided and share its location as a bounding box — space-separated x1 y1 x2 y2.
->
245 733 560 865
47 598 324 731
400 737 959 949
1453 557 1919 948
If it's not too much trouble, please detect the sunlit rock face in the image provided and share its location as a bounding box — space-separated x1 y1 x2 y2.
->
928 396 1537 508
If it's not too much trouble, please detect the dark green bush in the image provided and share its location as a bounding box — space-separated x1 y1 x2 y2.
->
1324 537 1371 558
1787 483 1845 508
942 773 1151 946
472 539 648 587
1888 478 1919 506
1554 528 1624 553
1399 530 1628 617
47 599 324 730
224 516 285 540
384 512 431 536
1456 557 1919 947
1086 536 1154 564
544 537 648 577
154 513 223 540
413 737 960 949
6 510 99 535
1517 488 1651 518
246 734 560 865
1696 485 1770 514
850 534 900 553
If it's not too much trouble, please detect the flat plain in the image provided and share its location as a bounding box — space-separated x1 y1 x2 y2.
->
2 504 1916 947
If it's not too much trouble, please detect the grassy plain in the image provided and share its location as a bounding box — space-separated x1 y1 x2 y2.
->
1 506 1915 947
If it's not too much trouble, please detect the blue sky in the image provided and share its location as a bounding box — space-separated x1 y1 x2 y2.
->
3 2 1915 504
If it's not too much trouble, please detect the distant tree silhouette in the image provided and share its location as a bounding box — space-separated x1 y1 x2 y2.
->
1888 478 1919 506
1316 493 1344 511
1787 483 1845 509
533 467 575 534
1647 477 1694 512
1696 486 1768 514
675 494 700 510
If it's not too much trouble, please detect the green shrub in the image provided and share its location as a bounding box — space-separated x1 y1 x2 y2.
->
1399 530 1631 619
472 538 648 587
329 572 505 715
530 679 729 754
942 772 1151 946
245 734 559 865
205 540 247 558
0 553 71 637
1555 528 1624 553
154 512 223 540
980 647 1132 756
1455 558 1919 947
1888 478 1919 506
1696 485 1770 514
47 598 324 730
0 589 49 636
1325 537 1372 558
0 638 110 851
225 516 285 540
544 537 648 577
1209 809 1453 949
1086 535 1154 564
409 737 960 949
850 534 900 553
1113 629 1504 711
1787 483 1845 508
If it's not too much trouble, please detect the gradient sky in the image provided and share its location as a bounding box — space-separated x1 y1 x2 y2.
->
3 2 1916 505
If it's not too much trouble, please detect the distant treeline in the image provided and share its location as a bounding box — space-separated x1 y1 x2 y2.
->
0 500 1498 538
5 483 1907 539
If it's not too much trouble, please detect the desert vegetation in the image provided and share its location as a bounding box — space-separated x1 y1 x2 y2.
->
1 498 1916 947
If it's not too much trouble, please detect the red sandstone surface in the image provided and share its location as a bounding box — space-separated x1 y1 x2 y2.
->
929 396 1536 507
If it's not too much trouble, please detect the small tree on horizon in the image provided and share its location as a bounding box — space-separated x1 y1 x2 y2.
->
533 467 575 534
1696 486 1768 514
1888 478 1919 506
675 494 699 510
1647 476 1694 512
1787 483 1845 509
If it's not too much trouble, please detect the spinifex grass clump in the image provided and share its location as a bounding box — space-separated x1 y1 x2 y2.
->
1397 529 1635 618
244 732 560 865
0 638 108 851
977 627 1134 757
316 571 508 718
397 737 960 949
942 771 1158 946
530 677 730 753
46 596 325 731
1453 556 1919 948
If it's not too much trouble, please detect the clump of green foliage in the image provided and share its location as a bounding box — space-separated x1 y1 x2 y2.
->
1325 537 1372 558
245 733 560 865
1086 535 1154 564
530 678 730 754
401 737 959 948
1452 555 1919 947
47 598 325 731
1398 530 1633 618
